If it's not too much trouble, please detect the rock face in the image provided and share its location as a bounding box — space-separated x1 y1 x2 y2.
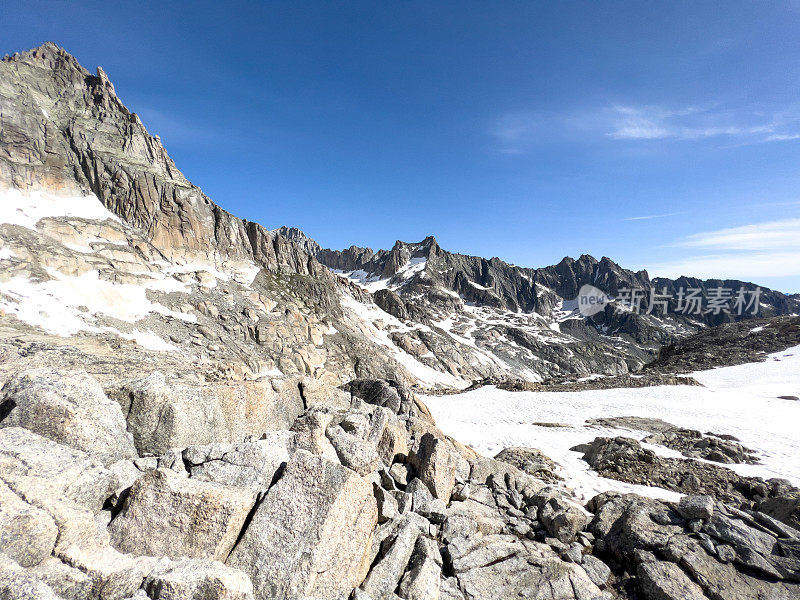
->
116 372 303 456
226 450 378 600
109 469 257 561
0 368 136 463
589 492 800 600
577 436 800 529
647 314 800 373
310 233 800 382
0 427 119 512
411 434 458 502
142 559 255 600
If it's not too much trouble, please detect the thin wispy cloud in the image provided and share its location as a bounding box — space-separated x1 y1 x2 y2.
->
489 103 800 152
674 218 800 251
623 212 683 222
648 252 800 280
608 104 799 143
648 218 800 282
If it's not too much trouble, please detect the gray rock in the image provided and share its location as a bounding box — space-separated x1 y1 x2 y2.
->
327 424 384 476
0 368 137 463
677 495 715 521
28 558 94 600
702 512 778 558
143 559 255 600
580 555 611 587
0 480 58 567
561 544 583 564
290 409 341 463
536 494 587 544
493 447 561 484
637 561 707 600
411 434 457 502
439 577 464 600
390 463 412 487
456 552 602 600
362 516 424 600
375 485 400 523
664 535 800 599
183 431 297 491
413 537 442 567
0 427 118 512
120 372 302 456
0 554 63 600
397 558 440 600
226 450 377 600
416 498 448 524
109 468 256 561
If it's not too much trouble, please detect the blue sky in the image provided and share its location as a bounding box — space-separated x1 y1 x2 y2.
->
5 1 800 292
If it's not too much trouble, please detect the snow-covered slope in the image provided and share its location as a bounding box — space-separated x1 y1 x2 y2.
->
423 345 800 501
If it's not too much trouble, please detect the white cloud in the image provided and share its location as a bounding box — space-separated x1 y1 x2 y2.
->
488 103 800 151
648 218 800 281
675 218 800 251
608 104 798 143
647 252 800 279
623 212 682 221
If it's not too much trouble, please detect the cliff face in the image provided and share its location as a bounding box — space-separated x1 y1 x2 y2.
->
0 42 321 276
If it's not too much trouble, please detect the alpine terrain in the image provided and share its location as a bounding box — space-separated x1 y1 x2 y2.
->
0 43 799 600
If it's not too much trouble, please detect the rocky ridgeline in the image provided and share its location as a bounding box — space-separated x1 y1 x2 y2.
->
289 229 800 377
646 315 800 373
1 366 799 600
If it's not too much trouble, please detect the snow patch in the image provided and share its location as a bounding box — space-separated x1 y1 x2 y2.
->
0 189 120 230
0 268 194 341
423 346 800 502
340 293 464 388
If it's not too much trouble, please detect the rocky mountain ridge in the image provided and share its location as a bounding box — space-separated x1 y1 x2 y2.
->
279 228 800 379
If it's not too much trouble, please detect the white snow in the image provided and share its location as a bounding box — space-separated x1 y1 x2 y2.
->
399 257 427 280
119 329 179 352
0 268 194 340
332 269 390 293
0 189 120 230
340 293 465 388
331 257 427 293
156 259 262 288
423 345 800 502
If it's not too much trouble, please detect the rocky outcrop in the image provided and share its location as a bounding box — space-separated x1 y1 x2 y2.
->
0 363 798 600
109 469 257 561
226 450 378 600
647 314 800 373
0 368 136 463
113 372 304 456
0 44 324 277
578 436 800 529
589 492 800 599
316 236 800 370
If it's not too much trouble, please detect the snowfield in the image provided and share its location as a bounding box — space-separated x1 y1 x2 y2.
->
423 345 800 502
